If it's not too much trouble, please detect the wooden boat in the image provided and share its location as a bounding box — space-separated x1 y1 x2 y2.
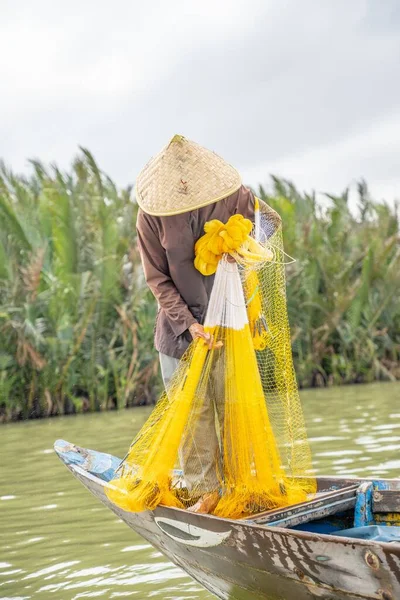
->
54 439 400 600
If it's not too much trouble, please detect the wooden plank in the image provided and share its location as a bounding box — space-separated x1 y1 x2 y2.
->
354 481 373 527
316 476 400 492
248 485 359 526
267 497 357 529
373 489 400 513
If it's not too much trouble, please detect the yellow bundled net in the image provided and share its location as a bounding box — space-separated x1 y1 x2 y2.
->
106 199 316 518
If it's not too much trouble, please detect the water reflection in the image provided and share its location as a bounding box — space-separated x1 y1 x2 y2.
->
0 381 399 599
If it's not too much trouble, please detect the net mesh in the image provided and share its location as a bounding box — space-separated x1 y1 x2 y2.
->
106 199 316 518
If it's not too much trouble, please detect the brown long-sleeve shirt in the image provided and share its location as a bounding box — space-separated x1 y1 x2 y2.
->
136 185 256 359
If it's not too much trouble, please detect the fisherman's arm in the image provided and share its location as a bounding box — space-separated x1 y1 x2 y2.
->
137 211 214 347
136 211 197 338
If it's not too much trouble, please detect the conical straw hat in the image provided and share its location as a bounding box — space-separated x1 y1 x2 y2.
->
135 135 241 216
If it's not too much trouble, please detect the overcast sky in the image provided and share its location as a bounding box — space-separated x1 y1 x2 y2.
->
1 0 400 202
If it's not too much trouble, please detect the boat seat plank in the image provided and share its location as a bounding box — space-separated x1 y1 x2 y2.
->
372 489 400 513
247 485 359 528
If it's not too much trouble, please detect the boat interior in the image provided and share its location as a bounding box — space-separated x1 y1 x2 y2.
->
243 478 400 543
54 440 400 544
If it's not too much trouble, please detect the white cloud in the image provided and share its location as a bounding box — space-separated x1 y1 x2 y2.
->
243 111 400 201
1 0 400 203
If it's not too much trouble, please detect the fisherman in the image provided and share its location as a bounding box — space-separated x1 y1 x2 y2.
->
135 135 273 513
105 135 314 519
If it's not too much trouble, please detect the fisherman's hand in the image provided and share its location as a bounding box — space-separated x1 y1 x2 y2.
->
189 323 223 349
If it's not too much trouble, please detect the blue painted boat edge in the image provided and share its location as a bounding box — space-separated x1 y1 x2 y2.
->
54 439 121 482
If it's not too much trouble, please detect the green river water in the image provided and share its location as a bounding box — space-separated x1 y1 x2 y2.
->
0 381 399 600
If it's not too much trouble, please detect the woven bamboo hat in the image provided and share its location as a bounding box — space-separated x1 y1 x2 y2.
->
135 135 241 216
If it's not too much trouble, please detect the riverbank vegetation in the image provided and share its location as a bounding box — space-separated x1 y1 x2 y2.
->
1 152 399 421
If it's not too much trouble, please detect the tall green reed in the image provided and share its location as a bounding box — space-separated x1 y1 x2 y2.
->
0 154 398 422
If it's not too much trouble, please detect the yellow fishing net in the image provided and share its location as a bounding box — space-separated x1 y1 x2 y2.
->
106 199 316 518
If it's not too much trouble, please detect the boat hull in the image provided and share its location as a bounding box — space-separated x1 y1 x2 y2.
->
66 461 400 600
